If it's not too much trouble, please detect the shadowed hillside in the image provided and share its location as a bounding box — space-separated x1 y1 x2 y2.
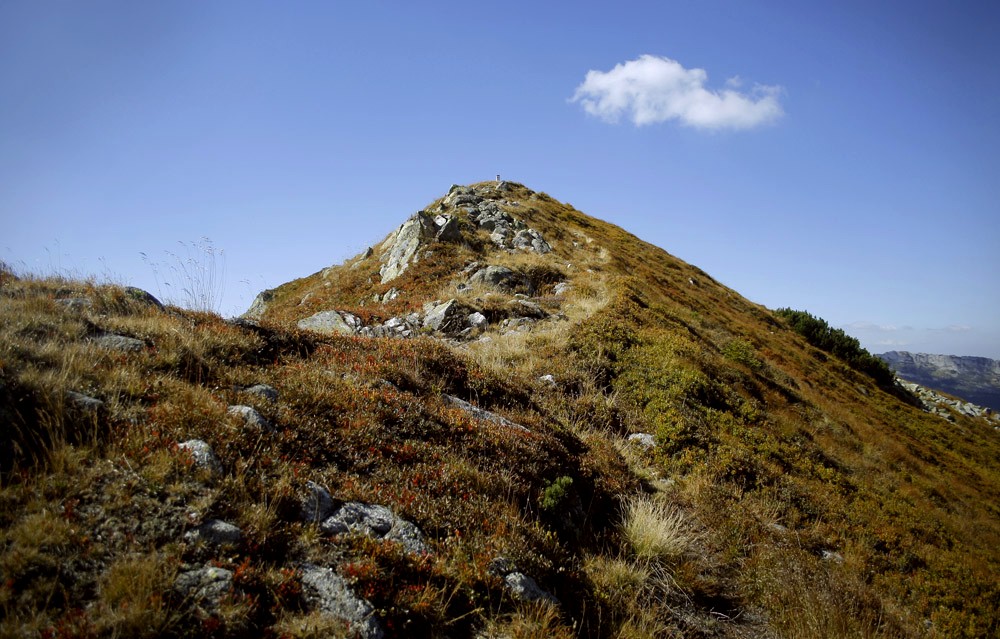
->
3 182 999 638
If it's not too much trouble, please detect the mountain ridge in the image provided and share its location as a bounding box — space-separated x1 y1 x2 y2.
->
2 182 1000 638
878 350 1000 411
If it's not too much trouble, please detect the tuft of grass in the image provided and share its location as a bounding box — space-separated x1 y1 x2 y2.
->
622 495 694 562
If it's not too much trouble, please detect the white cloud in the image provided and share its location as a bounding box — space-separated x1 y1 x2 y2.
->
570 54 783 130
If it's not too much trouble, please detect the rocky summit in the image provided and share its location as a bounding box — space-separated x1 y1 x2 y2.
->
2 182 1000 638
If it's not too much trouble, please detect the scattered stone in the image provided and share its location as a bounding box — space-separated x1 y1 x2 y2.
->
301 481 336 524
504 572 558 605
90 333 146 352
57 297 93 311
320 502 429 554
298 310 362 335
242 384 278 402
122 286 164 309
467 312 488 329
178 440 223 477
184 519 243 546
538 374 556 387
627 433 656 449
174 565 233 612
552 282 573 296
442 394 530 433
66 391 104 412
300 564 385 639
820 550 844 563
227 405 276 433
767 522 789 534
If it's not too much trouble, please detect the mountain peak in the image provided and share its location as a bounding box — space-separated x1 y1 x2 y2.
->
5 183 1000 636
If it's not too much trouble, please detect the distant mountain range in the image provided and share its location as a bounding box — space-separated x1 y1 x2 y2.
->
878 351 1000 411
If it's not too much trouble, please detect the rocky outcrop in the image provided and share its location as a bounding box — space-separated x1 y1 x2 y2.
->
379 212 438 283
897 379 999 424
442 394 530 433
443 186 551 253
879 351 1000 411
242 289 275 320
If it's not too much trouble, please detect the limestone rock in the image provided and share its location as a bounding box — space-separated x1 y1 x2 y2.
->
178 440 223 477
300 564 384 639
298 310 361 335
379 212 437 283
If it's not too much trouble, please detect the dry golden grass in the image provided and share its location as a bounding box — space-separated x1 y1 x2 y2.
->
622 495 695 562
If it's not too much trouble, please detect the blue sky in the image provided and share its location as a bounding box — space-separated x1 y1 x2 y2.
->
3 1 998 357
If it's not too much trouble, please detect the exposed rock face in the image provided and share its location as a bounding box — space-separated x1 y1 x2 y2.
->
879 351 1000 411
504 572 559 605
379 212 438 283
243 289 275 320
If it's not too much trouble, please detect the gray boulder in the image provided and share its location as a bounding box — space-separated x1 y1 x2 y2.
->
627 433 656 449
184 519 243 546
178 440 223 477
174 565 233 612
504 572 558 605
227 405 276 433
90 333 146 352
320 502 429 554
242 384 278 402
468 266 529 293
301 480 336 524
66 391 104 412
300 564 384 639
423 299 470 334
467 312 488 329
442 394 530 433
298 310 362 335
434 214 463 242
379 212 437 283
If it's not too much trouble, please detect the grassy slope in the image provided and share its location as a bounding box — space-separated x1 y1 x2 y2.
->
2 183 999 638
